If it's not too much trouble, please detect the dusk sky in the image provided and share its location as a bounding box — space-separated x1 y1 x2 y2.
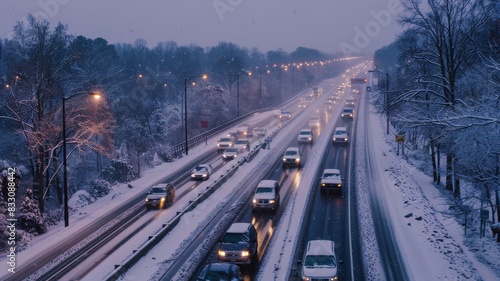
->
1 0 405 55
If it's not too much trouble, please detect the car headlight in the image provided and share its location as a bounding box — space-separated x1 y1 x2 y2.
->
217 144 220 147
202 174 207 177
269 200 275 204
295 158 300 163
160 197 166 202
145 198 149 202
218 250 226 256
283 157 287 162
302 276 311 281
253 199 257 204
241 250 250 257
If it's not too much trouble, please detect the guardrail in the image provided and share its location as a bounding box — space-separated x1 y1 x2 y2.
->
104 156 247 280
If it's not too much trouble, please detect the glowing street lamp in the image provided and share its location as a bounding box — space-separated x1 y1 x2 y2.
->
184 74 207 155
62 91 101 227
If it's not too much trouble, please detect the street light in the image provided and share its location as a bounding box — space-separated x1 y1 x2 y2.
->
369 69 389 134
184 74 207 155
258 69 270 105
236 71 251 117
62 91 101 227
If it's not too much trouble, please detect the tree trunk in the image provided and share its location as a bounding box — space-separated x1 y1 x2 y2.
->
37 148 45 213
437 144 441 186
430 139 437 183
496 190 499 224
446 153 453 191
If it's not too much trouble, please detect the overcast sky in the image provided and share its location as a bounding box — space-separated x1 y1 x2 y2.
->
0 0 404 55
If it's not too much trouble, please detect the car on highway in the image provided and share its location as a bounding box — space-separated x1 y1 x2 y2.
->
196 263 243 281
234 139 250 150
320 168 343 192
253 127 267 137
282 146 301 168
341 108 354 119
145 183 175 210
217 136 234 153
191 164 214 181
222 148 239 161
309 116 321 127
300 240 340 281
218 222 258 265
346 98 355 106
252 180 280 212
236 124 250 136
298 101 307 108
323 101 333 112
332 127 348 144
297 129 313 143
279 110 292 121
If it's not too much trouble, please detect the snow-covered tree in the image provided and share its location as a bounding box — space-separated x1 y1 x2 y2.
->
18 189 46 235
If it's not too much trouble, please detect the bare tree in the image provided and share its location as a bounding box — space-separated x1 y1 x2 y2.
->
0 15 114 213
397 0 495 195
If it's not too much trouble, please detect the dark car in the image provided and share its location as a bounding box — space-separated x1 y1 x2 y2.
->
218 223 258 265
196 263 243 281
145 183 175 210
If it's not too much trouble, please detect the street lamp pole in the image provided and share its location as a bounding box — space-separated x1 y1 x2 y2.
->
184 75 207 155
62 91 101 227
236 71 251 117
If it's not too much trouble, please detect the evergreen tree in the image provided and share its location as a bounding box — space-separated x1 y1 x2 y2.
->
18 189 46 235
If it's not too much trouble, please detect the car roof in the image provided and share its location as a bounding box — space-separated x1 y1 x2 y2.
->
299 129 312 133
258 180 278 188
335 127 347 131
153 183 173 189
306 240 335 255
323 168 340 174
227 222 251 233
286 146 299 152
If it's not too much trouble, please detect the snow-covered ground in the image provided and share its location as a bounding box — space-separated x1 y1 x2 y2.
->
2 73 499 281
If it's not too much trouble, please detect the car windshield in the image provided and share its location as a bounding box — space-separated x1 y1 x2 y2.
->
222 232 249 243
219 138 232 142
204 270 231 280
149 187 166 194
285 150 297 156
323 173 340 178
343 109 353 113
225 148 238 153
194 166 208 172
256 187 273 193
299 131 311 135
305 255 336 267
335 131 347 135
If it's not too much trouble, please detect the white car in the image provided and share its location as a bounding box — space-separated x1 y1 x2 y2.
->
332 127 348 144
301 240 340 281
320 168 343 192
234 139 250 150
308 116 321 127
217 136 234 152
297 129 313 143
222 148 238 160
282 147 301 168
191 164 213 181
252 180 280 212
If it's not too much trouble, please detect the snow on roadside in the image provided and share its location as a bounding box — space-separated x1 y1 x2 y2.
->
361 96 500 280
